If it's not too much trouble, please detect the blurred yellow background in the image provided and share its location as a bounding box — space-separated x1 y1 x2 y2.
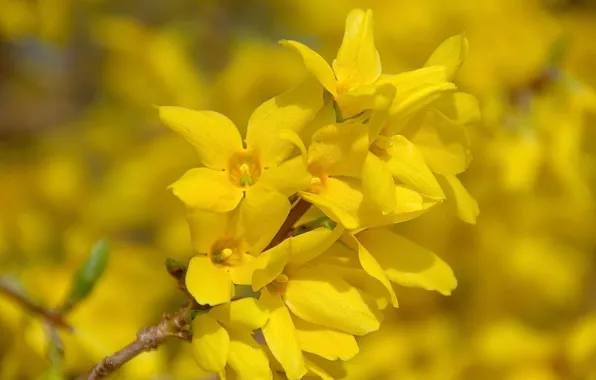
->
1 0 596 379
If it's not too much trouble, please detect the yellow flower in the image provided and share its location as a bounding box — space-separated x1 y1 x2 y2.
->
353 227 457 297
191 298 272 379
184 208 295 306
388 35 480 224
283 9 479 223
298 100 438 230
237 226 386 379
158 79 322 214
281 9 380 106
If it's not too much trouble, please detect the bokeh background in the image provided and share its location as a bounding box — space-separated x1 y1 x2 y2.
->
1 0 596 379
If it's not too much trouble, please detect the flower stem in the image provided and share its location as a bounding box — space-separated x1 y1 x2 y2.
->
0 277 72 331
265 198 311 250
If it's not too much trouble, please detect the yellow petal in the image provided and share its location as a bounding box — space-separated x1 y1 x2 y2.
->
409 109 472 175
308 122 369 177
209 298 269 331
229 239 291 291
303 354 340 380
301 104 338 159
390 81 457 123
170 168 243 212
356 185 436 230
378 66 455 132
227 335 272 380
186 255 234 306
356 228 457 295
284 266 382 335
300 177 363 230
186 209 230 254
361 152 397 214
434 91 481 125
191 314 230 372
258 156 312 196
246 79 323 167
334 81 395 122
287 226 345 270
344 234 398 307
333 9 381 90
260 288 306 380
159 107 242 170
293 316 359 361
437 174 479 224
280 39 337 96
384 135 445 199
424 33 469 81
238 187 291 254
309 262 390 310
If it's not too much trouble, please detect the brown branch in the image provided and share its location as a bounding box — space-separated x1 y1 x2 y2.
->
265 198 312 250
0 278 72 331
86 304 193 380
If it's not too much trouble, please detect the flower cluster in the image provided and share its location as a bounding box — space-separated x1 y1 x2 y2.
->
159 8 479 379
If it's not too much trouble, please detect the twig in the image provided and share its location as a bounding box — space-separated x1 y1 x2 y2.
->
86 304 193 380
0 278 72 331
265 198 312 250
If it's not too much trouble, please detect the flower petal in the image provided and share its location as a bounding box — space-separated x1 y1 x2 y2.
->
227 334 272 380
186 255 234 306
300 177 363 230
424 33 469 81
293 316 359 361
246 78 324 167
287 226 345 270
159 107 242 170
304 354 343 380
229 239 291 291
356 185 436 229
258 156 312 197
170 168 243 212
191 314 230 373
344 234 398 307
186 208 230 254
408 109 472 175
209 297 269 331
334 81 395 121
434 92 481 125
333 9 381 90
260 288 306 380
284 266 383 335
308 122 369 177
280 40 337 96
385 135 445 199
356 228 457 295
437 174 479 224
238 187 291 255
362 152 397 214
378 66 455 131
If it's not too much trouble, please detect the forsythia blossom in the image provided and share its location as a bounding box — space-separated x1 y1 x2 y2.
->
159 8 479 380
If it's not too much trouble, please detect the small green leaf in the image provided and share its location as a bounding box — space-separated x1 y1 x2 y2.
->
165 258 187 280
60 239 110 313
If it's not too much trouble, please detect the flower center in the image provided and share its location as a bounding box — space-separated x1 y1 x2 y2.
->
308 175 327 194
209 237 245 268
229 151 261 188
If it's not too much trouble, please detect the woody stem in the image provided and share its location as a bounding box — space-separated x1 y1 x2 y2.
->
266 198 311 250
